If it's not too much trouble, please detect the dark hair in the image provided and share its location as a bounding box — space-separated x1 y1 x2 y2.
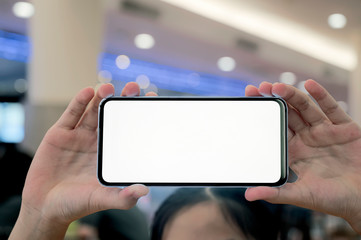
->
151 188 280 240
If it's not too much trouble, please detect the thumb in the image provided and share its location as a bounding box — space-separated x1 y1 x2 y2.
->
245 183 296 204
96 184 149 211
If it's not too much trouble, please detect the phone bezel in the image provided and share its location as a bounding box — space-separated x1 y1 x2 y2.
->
98 96 288 187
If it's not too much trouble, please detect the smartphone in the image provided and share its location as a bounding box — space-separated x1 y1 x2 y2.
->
98 97 288 186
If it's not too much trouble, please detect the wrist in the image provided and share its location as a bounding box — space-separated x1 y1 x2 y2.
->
9 203 70 240
344 190 361 234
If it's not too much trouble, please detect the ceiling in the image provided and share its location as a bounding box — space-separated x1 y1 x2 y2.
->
215 0 361 46
0 0 360 102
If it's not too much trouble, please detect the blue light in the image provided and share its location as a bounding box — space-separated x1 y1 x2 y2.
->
100 53 251 96
0 29 253 96
0 30 30 62
0 102 25 143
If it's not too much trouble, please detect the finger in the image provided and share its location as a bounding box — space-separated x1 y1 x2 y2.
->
245 184 296 205
121 82 140 96
305 79 352 124
272 83 328 127
121 184 150 199
245 186 280 202
56 87 95 130
258 81 273 96
288 127 295 141
287 103 308 133
245 85 261 96
145 91 158 96
78 84 115 131
96 184 149 211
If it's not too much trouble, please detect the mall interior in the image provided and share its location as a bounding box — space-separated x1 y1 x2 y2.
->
1 0 361 239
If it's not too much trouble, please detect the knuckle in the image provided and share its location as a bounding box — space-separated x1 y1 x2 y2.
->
296 98 310 112
323 104 339 116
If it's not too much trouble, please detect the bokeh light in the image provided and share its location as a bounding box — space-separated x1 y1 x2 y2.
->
328 13 347 29
136 74 151 89
12 2 34 18
14 78 28 93
144 83 158 94
279 72 297 85
134 34 155 49
115 55 131 70
217 57 236 72
98 70 112 83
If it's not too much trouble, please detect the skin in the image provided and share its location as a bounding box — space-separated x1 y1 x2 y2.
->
245 79 361 234
8 79 361 237
9 83 155 240
162 202 246 240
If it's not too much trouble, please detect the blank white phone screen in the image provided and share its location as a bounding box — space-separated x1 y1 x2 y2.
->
101 99 285 184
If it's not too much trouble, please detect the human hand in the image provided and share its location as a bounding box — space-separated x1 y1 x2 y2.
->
245 80 361 233
10 83 155 239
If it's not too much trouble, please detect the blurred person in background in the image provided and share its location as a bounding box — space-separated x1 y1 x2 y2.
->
151 187 281 240
77 208 149 240
6 79 361 239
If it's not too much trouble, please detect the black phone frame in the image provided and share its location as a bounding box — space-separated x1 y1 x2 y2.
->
98 96 288 187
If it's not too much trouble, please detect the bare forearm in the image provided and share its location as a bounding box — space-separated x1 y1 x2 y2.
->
9 204 69 240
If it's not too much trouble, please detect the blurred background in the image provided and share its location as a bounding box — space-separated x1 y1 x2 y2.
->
0 0 361 239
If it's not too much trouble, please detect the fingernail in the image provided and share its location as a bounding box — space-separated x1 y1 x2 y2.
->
128 184 149 198
130 190 146 199
272 93 282 98
260 93 272 97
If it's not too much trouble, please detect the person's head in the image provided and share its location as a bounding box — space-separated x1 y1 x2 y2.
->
151 188 280 240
